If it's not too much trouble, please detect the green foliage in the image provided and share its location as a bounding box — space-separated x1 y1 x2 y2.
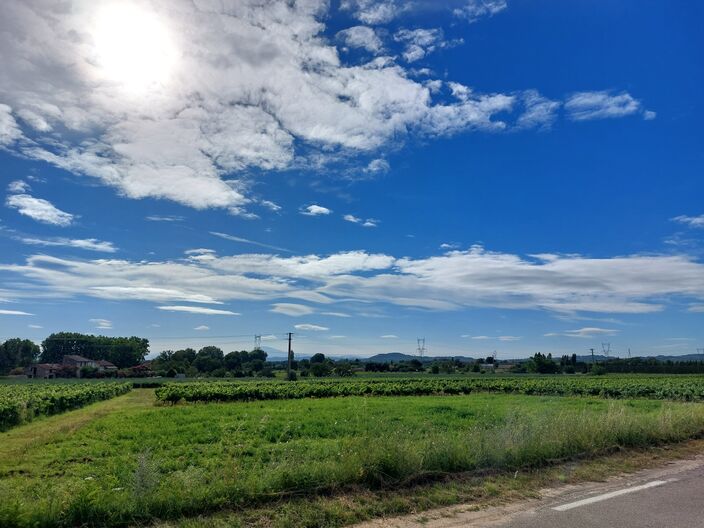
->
0 382 131 430
155 376 704 404
40 333 148 368
2 391 704 527
0 339 40 374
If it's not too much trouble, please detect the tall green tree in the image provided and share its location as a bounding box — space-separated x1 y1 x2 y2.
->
40 333 149 368
0 339 40 373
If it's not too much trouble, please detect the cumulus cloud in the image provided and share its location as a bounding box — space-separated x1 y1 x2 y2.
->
672 215 704 229
454 0 508 22
364 158 390 174
301 204 332 216
340 0 406 24
18 236 117 253
6 194 75 226
157 305 239 315
0 0 535 212
3 247 704 316
294 323 329 331
544 327 619 338
337 26 383 53
344 214 378 227
7 180 30 193
394 28 462 63
565 91 644 121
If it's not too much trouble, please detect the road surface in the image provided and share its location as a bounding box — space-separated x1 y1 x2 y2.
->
356 454 704 528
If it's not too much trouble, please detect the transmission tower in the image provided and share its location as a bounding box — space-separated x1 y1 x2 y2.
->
601 342 611 360
254 334 262 351
416 337 426 358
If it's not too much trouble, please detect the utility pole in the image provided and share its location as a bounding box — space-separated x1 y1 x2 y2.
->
590 348 595 364
254 334 262 351
287 332 294 379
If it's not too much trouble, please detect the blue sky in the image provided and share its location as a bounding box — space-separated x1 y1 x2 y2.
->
0 0 703 358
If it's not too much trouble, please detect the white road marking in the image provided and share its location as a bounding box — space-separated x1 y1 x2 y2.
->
552 479 675 512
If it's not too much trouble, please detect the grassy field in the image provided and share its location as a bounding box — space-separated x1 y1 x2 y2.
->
2 387 704 527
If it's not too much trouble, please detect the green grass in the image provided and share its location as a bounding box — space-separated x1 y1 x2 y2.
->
2 390 704 527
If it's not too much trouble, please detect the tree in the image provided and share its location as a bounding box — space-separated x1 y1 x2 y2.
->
310 353 326 364
40 333 148 368
193 346 224 372
0 338 40 373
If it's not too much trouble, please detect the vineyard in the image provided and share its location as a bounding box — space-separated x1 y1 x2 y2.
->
0 382 132 430
155 375 704 403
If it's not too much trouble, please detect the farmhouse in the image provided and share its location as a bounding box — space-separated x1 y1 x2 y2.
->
62 355 97 369
25 363 62 379
24 356 120 378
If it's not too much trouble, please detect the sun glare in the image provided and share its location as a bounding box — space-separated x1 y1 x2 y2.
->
93 3 177 92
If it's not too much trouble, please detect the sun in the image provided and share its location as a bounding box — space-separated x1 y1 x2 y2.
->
92 3 178 92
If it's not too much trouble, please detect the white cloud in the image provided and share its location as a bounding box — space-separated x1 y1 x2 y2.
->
340 0 406 24
7 180 30 193
260 200 282 212
516 90 561 129
364 158 390 175
380 334 398 338
337 26 383 53
0 309 33 315
4 247 704 317
0 103 23 146
210 231 291 253
28 324 43 328
498 335 521 341
394 28 462 63
294 323 329 331
672 215 704 229
687 305 704 313
344 214 378 227
544 327 618 338
321 312 351 317
454 0 508 22
18 237 117 253
643 110 657 120
565 91 644 121
145 215 185 222
270 303 315 316
440 243 460 250
6 194 74 226
90 318 112 329
157 305 239 315
0 0 532 212
194 325 210 331
301 205 332 216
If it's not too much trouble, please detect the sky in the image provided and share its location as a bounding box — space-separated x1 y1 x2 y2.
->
0 0 703 359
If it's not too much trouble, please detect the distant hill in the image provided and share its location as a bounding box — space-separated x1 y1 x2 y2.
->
366 352 418 363
366 352 476 363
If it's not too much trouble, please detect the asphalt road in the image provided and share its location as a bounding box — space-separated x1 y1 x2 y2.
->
497 462 704 528
355 454 704 528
